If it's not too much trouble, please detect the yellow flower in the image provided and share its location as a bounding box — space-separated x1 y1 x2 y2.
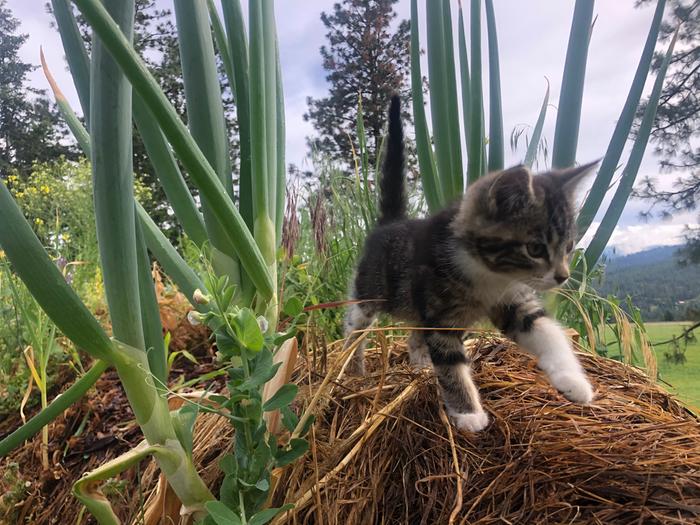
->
34 218 44 226
15 191 24 199
28 187 38 195
40 185 50 194
7 175 18 184
60 233 71 242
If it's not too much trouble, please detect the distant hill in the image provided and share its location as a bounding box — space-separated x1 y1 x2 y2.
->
598 246 700 322
605 246 681 268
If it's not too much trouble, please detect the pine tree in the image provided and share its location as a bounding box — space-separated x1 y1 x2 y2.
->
635 0 700 263
305 0 411 170
0 0 72 177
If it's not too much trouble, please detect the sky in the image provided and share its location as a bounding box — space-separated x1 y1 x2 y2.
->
8 0 698 255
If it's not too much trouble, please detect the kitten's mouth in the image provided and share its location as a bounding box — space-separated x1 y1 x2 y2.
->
526 278 559 291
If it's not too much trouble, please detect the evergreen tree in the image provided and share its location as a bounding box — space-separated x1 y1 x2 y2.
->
635 0 700 263
0 0 72 177
305 0 411 170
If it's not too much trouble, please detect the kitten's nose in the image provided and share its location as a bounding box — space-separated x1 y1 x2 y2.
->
554 273 569 284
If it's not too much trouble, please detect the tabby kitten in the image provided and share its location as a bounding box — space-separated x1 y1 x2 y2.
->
344 96 597 432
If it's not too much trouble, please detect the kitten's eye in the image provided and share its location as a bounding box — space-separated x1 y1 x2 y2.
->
526 242 547 259
566 240 575 253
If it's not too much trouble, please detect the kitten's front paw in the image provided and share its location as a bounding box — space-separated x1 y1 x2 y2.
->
550 371 594 404
451 410 490 432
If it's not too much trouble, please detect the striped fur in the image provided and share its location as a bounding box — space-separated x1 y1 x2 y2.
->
344 98 598 432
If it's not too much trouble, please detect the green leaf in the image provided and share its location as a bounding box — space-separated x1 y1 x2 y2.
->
172 403 199 458
136 220 167 386
72 0 274 300
133 95 208 248
551 0 595 168
457 2 471 168
0 185 113 361
523 80 550 169
174 0 243 292
280 405 299 433
50 0 91 123
485 0 504 172
427 0 461 200
249 1 268 221
262 1 280 234
248 505 294 525
583 27 679 270
467 0 484 183
275 438 308 467
275 42 286 244
219 454 237 476
221 0 253 232
283 296 303 317
410 0 441 211
241 349 279 390
440 0 464 196
90 0 144 350
40 50 91 158
136 202 207 309
206 0 235 100
234 309 264 353
205 501 243 525
577 0 667 238
263 384 298 412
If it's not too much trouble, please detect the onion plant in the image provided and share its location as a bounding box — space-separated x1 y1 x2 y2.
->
411 0 674 272
0 0 296 522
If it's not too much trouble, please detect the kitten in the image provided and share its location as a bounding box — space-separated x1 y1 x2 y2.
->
344 96 597 432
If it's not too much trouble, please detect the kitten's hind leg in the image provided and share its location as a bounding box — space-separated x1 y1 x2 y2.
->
343 302 376 375
407 330 431 369
425 329 489 432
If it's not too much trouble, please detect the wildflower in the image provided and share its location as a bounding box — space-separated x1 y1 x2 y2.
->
34 218 44 226
56 256 67 272
40 185 50 194
193 289 210 305
187 310 203 326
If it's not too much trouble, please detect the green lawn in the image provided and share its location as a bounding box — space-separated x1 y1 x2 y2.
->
607 322 700 411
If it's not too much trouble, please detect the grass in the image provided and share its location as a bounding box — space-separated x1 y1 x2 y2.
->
607 321 700 410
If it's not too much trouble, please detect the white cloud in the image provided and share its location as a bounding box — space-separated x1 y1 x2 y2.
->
581 221 699 256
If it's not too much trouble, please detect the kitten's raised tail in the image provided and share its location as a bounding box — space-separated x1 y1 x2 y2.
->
378 95 406 225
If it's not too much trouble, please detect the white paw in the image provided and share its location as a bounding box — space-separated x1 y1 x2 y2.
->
451 410 490 432
550 371 594 404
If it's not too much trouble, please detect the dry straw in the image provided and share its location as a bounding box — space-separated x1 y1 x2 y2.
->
130 332 700 525
266 334 700 524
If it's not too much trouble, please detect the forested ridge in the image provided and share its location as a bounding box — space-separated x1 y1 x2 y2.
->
599 246 700 321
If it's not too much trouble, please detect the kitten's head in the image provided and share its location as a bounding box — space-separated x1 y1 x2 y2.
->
451 162 598 290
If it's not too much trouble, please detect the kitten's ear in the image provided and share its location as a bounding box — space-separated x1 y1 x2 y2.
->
557 159 600 195
487 165 535 216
